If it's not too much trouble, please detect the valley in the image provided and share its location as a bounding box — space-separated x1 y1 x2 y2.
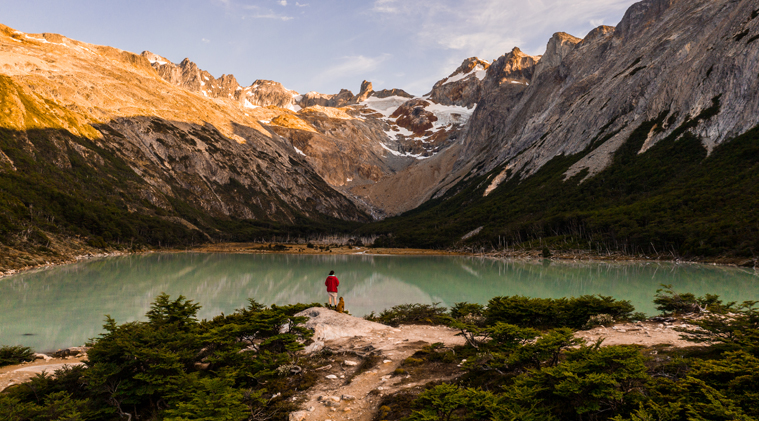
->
1 0 759 270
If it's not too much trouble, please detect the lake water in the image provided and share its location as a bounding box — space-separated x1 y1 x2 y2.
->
1 252 757 352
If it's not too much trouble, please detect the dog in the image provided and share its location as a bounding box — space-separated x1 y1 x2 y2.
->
336 297 345 314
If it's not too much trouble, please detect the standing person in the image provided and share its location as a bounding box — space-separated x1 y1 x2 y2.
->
325 270 339 308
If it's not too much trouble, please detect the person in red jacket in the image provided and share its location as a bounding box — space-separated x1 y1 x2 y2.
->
325 270 339 308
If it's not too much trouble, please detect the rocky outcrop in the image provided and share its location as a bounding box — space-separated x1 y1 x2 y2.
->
373 88 413 99
390 99 438 135
531 33 579 79
354 80 374 103
426 57 491 108
242 79 299 109
294 307 391 341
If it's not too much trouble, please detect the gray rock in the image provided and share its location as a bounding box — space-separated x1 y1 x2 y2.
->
433 0 759 200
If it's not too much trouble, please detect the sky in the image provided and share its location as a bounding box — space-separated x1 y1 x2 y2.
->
1 0 638 96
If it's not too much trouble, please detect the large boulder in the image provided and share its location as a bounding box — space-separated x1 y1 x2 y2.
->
295 307 391 341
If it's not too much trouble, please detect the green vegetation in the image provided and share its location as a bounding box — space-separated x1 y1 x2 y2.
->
365 303 451 327
379 287 759 421
363 116 759 259
2 288 759 420
0 345 35 367
484 295 635 329
0 295 320 420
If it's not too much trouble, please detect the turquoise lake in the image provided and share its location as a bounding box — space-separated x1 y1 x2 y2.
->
1 253 757 352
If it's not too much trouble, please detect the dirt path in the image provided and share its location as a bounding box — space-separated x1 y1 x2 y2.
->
288 310 702 421
288 308 466 421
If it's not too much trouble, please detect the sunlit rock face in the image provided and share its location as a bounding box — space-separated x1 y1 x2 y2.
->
433 0 759 198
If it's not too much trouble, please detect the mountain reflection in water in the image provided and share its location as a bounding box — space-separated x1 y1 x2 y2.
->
1 253 757 351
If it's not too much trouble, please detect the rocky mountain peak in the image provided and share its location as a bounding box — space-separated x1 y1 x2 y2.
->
484 48 540 88
581 25 616 44
532 32 581 80
452 57 491 78
615 0 677 41
141 51 171 65
355 80 374 103
426 57 491 108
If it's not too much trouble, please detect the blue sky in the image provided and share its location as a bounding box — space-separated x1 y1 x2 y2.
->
1 0 638 95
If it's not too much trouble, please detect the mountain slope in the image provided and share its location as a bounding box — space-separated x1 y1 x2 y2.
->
0 24 371 269
361 0 759 258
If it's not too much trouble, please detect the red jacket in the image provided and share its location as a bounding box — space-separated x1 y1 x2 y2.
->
325 275 339 292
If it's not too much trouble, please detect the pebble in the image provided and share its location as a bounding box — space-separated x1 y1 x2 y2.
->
383 359 392 364
344 360 358 366
325 374 338 380
342 395 356 401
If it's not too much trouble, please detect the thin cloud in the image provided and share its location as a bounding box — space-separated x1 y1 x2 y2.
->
277 0 287 5
248 13 293 20
372 0 399 13
371 0 636 57
295 2 308 6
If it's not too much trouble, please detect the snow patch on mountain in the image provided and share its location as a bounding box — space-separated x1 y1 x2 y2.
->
443 64 488 85
360 96 411 118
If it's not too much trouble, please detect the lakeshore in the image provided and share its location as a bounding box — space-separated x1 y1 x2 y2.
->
2 240 755 280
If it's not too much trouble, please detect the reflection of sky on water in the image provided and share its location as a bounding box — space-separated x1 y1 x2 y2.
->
1 253 757 352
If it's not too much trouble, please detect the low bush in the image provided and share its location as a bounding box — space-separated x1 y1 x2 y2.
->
0 345 35 367
653 284 732 315
485 294 635 329
365 302 451 327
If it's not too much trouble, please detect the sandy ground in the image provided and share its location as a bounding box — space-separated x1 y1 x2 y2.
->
0 355 86 391
575 320 697 347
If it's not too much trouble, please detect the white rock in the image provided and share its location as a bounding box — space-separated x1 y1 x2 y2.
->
289 410 308 421
326 374 338 380
344 360 358 366
383 359 392 364
295 307 391 341
303 340 324 354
